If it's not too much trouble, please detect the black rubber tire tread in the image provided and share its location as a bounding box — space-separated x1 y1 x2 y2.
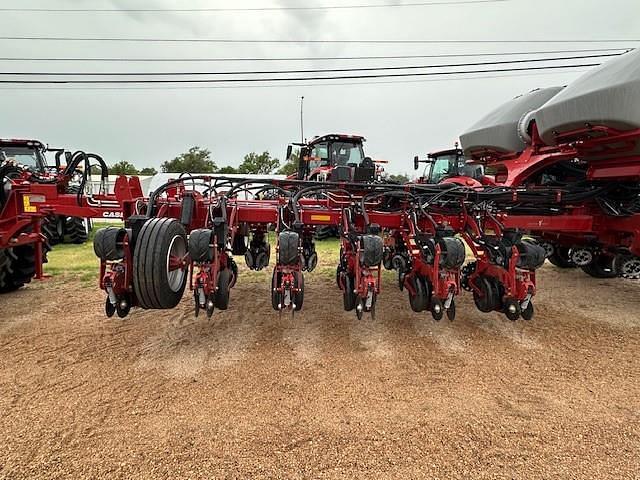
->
42 215 62 246
439 237 466 270
93 227 127 261
133 218 188 310
473 276 497 313
581 254 618 279
294 272 304 311
1 245 36 292
343 274 357 312
408 276 428 313
232 233 249 256
188 229 214 263
361 235 384 267
517 240 546 270
278 231 300 266
314 226 338 241
548 246 575 268
64 216 89 244
271 269 282 311
215 269 231 310
0 248 13 292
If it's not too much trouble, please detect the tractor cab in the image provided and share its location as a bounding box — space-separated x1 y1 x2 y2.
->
414 146 484 186
287 134 375 182
0 139 48 172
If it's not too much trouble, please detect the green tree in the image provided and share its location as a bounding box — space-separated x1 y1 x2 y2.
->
217 166 238 174
386 173 410 184
238 151 280 175
110 160 139 175
162 147 216 173
139 167 158 176
277 151 299 176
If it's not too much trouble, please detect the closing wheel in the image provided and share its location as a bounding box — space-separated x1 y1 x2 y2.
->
215 269 231 310
446 299 456 321
521 301 534 321
408 275 428 313
116 296 131 319
105 297 116 318
472 276 498 313
132 218 188 310
206 293 216 318
294 272 304 311
504 298 521 321
431 298 444 322
271 270 282 311
343 274 357 312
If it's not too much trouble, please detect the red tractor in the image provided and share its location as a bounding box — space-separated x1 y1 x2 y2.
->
1 138 93 245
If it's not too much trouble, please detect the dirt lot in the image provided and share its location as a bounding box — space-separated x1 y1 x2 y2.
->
0 265 639 479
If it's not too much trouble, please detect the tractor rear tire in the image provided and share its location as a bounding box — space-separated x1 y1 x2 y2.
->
0 245 36 293
64 217 89 244
42 215 63 246
133 218 188 310
0 249 13 292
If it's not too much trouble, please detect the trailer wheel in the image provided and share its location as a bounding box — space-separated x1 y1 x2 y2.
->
473 276 498 313
548 246 575 268
408 276 428 312
581 254 618 279
64 216 89 244
215 269 231 310
133 218 188 310
439 237 466 269
343 274 357 312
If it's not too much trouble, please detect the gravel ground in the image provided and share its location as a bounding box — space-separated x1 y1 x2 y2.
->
0 265 638 479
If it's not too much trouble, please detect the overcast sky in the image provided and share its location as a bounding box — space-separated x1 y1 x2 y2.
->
1 0 638 174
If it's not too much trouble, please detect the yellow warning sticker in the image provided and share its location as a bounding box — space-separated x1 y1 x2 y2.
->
22 195 37 213
310 214 331 222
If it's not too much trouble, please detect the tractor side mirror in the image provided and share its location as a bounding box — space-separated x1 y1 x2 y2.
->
414 156 419 171
286 145 293 160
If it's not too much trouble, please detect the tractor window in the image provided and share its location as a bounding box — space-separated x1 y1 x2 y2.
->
0 147 43 170
309 143 329 170
331 142 364 166
431 154 464 183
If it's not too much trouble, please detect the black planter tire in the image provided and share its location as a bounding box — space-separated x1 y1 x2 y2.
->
278 231 300 266
548 246 575 268
581 254 618 279
188 229 214 263
439 237 466 270
408 276 428 313
133 218 188 310
93 227 127 261
215 269 231 310
343 274 357 312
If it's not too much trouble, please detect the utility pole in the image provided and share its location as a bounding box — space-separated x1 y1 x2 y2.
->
300 96 305 143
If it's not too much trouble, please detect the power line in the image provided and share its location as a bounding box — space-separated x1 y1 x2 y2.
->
0 53 621 77
0 48 629 63
0 63 601 84
0 36 638 45
0 0 509 12
0 68 591 91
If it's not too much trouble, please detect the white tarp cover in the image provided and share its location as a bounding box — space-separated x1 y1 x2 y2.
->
535 49 640 145
460 87 563 156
